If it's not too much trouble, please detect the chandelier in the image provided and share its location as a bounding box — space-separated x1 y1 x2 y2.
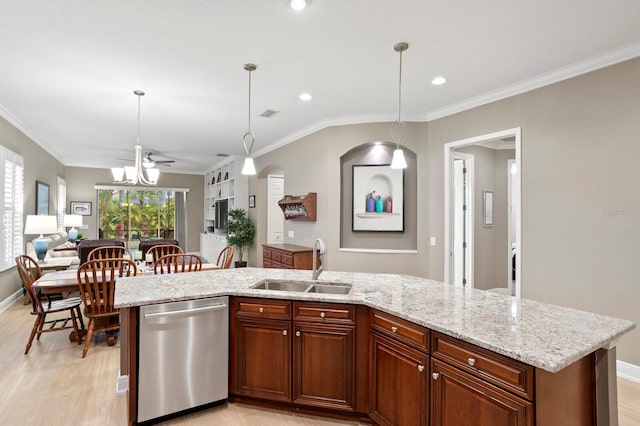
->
111 90 160 185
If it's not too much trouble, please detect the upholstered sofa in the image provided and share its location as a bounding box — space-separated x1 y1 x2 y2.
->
25 231 80 266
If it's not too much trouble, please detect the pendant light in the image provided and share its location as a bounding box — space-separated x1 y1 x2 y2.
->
111 90 160 185
390 42 408 169
241 63 257 175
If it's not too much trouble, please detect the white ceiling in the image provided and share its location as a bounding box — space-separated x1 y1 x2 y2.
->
1 0 640 174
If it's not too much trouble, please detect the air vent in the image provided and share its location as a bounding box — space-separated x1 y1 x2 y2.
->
260 109 279 118
216 153 230 157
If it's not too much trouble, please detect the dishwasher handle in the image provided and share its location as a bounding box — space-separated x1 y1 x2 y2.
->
144 303 227 319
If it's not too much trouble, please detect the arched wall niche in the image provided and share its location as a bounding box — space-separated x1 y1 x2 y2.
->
340 141 417 251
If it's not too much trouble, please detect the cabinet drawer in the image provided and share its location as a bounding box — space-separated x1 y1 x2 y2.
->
263 258 272 268
234 298 291 320
272 251 282 263
294 302 355 325
281 253 293 266
432 332 533 399
370 310 429 352
263 249 272 259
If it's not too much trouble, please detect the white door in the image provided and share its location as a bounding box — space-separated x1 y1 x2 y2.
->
267 175 284 243
453 154 473 288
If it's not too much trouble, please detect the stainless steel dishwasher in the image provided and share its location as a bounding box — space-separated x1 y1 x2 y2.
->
137 296 228 423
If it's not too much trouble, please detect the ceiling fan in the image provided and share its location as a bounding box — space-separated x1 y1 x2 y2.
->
142 152 175 168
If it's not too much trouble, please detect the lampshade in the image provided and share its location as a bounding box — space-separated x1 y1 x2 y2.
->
390 148 407 169
63 214 83 228
24 215 58 236
241 157 256 175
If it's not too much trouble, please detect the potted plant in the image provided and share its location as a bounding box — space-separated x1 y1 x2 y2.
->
225 208 255 268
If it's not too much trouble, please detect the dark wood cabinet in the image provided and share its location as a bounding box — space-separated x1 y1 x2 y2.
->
234 318 292 402
262 243 317 270
293 322 355 411
369 331 429 426
430 359 533 426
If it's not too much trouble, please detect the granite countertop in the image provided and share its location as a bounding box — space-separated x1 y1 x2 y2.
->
114 268 635 373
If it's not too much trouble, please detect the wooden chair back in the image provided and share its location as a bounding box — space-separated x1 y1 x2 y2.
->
76 258 137 357
87 245 132 267
216 246 235 269
15 255 44 312
154 253 203 274
148 244 183 264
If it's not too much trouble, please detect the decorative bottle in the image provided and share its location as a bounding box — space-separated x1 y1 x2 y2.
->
366 192 375 212
385 196 392 213
375 195 383 213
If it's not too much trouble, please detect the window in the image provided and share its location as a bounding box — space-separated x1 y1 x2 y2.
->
0 146 24 271
57 176 66 231
97 189 175 248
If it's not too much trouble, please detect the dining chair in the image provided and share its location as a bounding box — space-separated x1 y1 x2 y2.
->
147 244 183 264
87 245 132 266
76 258 137 358
15 255 84 354
153 253 203 274
216 246 235 269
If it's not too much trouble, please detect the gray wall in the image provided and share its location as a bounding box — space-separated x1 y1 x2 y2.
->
0 116 66 302
65 167 204 252
426 58 640 365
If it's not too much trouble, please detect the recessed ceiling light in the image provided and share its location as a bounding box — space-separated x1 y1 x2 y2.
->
299 92 313 101
432 76 447 86
289 0 312 11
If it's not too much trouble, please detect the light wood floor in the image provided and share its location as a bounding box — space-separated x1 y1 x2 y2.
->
1 300 638 425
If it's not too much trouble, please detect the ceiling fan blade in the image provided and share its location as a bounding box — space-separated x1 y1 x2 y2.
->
154 160 175 164
117 158 134 162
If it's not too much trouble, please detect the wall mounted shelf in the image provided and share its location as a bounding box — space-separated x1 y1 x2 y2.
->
278 192 317 221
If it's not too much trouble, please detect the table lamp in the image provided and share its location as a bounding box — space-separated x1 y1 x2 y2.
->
63 214 83 241
24 215 58 262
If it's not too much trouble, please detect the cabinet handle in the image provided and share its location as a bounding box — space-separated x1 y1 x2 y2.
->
432 373 440 380
391 326 398 333
282 330 287 336
468 357 476 366
295 331 301 337
418 365 425 373
259 307 264 313
320 312 326 318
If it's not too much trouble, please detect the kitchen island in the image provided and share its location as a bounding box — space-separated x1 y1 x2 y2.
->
115 268 635 425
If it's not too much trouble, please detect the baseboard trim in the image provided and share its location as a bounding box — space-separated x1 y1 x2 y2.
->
116 371 129 396
0 289 24 314
617 360 640 384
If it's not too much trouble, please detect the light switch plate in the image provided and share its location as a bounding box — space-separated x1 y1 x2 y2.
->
430 237 436 246
288 230 294 238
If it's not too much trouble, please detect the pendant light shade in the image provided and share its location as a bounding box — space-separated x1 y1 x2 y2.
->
241 64 258 175
389 42 409 170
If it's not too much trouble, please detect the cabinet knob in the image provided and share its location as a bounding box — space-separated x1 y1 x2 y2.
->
258 307 264 313
320 312 326 318
282 330 287 336
468 357 476 366
418 365 425 373
391 326 398 333
295 331 301 337
432 373 440 380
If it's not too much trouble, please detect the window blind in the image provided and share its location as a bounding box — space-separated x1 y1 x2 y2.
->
0 146 24 271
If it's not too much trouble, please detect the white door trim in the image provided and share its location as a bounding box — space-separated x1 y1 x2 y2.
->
452 152 474 289
444 127 522 298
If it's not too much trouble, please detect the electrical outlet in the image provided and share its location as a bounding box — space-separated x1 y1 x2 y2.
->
430 237 436 246
288 230 294 238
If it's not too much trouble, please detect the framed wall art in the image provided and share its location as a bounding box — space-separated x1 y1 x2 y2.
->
36 181 49 215
352 164 404 232
483 190 494 226
70 201 92 216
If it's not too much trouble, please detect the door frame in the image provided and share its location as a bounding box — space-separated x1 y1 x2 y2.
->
444 127 522 298
452 152 474 289
267 174 285 244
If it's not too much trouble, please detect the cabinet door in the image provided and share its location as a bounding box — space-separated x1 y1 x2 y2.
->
370 331 428 426
430 359 533 426
293 323 355 411
235 319 291 402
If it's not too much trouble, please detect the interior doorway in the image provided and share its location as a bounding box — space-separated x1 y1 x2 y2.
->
267 175 284 243
444 128 522 298
452 153 474 287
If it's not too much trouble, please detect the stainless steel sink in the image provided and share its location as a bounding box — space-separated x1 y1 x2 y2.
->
251 280 351 295
307 284 352 294
251 280 313 292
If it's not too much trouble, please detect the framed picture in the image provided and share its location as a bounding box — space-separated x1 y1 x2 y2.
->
352 164 404 232
36 181 49 215
249 195 256 208
483 190 495 226
70 201 92 216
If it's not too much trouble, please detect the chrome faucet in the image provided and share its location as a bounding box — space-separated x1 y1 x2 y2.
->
312 238 326 280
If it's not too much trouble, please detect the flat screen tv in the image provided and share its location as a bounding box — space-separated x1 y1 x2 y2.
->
215 199 229 231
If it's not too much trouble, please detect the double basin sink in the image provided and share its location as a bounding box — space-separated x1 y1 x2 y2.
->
251 279 352 295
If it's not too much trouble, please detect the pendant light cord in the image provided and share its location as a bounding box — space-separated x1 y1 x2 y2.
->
247 67 252 134
398 48 403 123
